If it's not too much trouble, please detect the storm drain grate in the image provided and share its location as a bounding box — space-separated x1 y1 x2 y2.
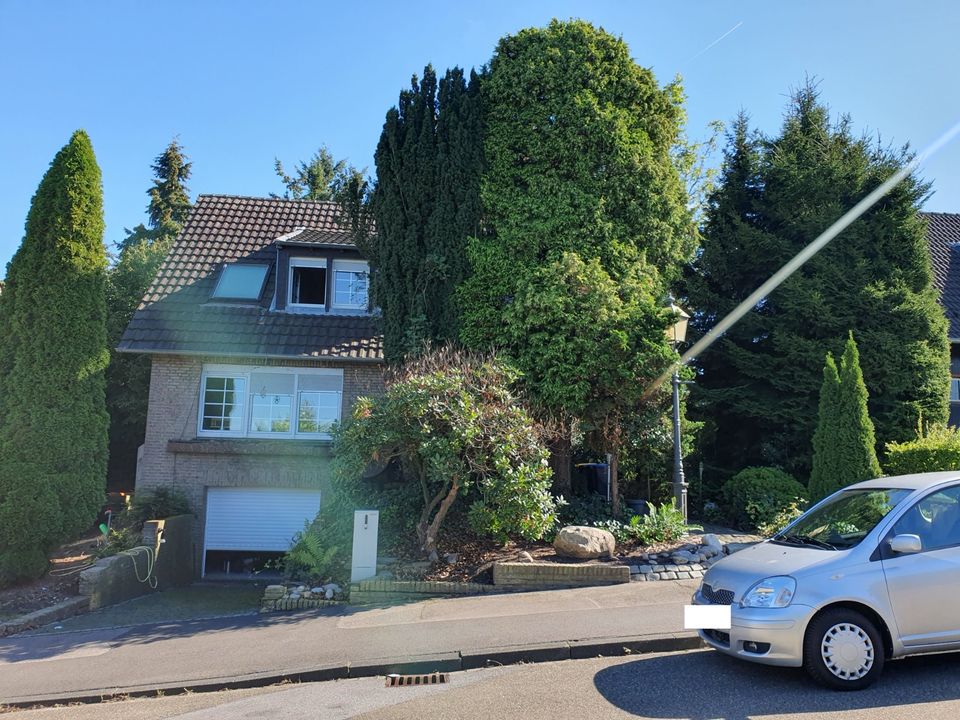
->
385 672 450 687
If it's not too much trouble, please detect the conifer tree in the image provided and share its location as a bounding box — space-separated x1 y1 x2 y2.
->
273 145 364 202
809 334 882 499
686 84 949 479
0 131 109 584
106 140 192 487
809 354 842 499
364 65 483 362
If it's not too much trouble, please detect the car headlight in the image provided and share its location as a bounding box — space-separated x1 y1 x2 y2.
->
740 576 796 608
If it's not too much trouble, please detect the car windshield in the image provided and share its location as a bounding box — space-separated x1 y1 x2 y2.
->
773 488 912 550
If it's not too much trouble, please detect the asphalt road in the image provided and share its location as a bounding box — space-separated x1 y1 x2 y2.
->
9 648 960 720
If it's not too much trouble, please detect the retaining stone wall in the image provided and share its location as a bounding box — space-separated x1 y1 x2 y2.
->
493 562 630 587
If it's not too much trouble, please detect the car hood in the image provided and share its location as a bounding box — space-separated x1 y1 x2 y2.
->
702 540 844 602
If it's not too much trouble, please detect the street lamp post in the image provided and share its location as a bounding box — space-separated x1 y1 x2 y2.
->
665 297 691 522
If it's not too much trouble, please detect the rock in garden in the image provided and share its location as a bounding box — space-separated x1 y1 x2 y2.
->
444 553 459 564
700 534 723 554
288 592 301 600
301 591 313 599
311 587 324 595
553 526 616 559
322 583 342 595
324 588 335 600
518 551 534 563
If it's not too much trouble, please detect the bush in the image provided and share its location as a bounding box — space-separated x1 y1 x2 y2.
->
123 488 192 531
885 426 960 476
279 520 343 584
721 467 808 531
755 500 806 538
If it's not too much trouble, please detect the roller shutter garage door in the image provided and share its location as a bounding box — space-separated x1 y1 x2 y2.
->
203 487 321 554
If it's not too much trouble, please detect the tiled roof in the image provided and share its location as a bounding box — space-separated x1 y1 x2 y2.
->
923 211 960 339
118 194 382 361
275 227 357 247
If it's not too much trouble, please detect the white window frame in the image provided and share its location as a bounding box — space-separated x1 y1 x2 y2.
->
951 378 960 403
198 365 343 440
287 257 328 310
198 372 248 437
332 259 370 310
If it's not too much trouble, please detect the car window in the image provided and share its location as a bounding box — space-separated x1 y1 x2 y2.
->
892 485 960 552
773 488 911 550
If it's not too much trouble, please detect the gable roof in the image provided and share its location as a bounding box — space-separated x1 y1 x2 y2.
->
924 211 960 340
117 194 382 361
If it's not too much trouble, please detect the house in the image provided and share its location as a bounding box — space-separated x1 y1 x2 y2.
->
118 194 384 577
924 211 960 426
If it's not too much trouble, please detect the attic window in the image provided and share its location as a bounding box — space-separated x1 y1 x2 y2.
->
289 257 327 307
211 264 269 301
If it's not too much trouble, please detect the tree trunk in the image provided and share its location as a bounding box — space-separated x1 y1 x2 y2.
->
548 432 573 497
417 479 460 557
609 447 621 519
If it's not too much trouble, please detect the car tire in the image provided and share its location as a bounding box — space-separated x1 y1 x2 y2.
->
803 607 885 690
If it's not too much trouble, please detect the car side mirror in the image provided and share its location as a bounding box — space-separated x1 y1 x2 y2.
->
889 534 922 554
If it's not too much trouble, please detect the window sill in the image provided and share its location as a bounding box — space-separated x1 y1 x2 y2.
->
167 438 333 458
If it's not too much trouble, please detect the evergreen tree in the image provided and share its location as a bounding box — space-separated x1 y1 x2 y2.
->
457 20 695 498
809 335 882 499
686 84 949 480
0 131 109 584
364 65 483 362
809 353 842 499
273 145 364 202
106 140 192 488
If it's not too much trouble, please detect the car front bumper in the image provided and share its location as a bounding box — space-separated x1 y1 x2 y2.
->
692 590 816 667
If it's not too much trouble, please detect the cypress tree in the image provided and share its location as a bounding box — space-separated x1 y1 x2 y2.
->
809 353 842 500
106 140 192 488
366 65 483 362
0 131 109 584
686 84 949 480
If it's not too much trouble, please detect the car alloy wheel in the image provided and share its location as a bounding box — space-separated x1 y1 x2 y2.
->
820 622 874 680
803 607 885 690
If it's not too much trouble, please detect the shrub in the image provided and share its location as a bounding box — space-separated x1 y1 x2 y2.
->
95 526 141 558
123 488 192 531
885 426 960 476
280 520 342 584
756 500 807 538
632 500 699 545
721 467 808 531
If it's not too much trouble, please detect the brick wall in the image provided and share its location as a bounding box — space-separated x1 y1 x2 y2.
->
137 354 385 574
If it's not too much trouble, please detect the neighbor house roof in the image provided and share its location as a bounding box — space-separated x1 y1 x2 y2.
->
117 194 382 361
924 211 960 340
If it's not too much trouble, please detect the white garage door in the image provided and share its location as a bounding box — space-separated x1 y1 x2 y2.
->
204 487 322 554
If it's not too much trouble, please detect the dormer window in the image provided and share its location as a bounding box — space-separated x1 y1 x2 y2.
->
289 257 327 307
333 260 369 310
211 263 269 301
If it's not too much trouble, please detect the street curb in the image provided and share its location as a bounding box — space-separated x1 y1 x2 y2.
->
0 632 703 709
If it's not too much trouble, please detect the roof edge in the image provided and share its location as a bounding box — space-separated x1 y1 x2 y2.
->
115 345 384 364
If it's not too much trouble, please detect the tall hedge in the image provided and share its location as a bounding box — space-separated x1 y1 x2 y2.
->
885 426 960 476
0 131 109 584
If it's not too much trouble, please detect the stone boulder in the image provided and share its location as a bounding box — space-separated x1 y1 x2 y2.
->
553 526 616 559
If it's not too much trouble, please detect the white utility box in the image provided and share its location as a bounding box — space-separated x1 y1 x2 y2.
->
350 509 379 583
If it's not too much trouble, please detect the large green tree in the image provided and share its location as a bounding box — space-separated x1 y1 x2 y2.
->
362 65 483 362
106 140 191 488
686 86 949 480
273 145 365 202
458 20 695 495
0 131 109 584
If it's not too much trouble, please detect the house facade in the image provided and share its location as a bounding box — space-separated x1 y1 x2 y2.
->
924 211 960 426
119 195 384 576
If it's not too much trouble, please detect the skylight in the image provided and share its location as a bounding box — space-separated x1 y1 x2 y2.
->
211 263 269 300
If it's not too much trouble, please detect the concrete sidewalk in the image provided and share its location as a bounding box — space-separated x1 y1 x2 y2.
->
0 579 700 707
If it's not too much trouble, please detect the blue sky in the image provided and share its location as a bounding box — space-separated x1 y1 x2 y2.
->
2 1 959 271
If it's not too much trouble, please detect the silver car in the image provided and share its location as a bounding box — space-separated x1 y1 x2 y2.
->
693 470 960 689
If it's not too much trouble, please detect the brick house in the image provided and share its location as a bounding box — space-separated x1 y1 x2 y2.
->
924 212 960 426
118 194 384 577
